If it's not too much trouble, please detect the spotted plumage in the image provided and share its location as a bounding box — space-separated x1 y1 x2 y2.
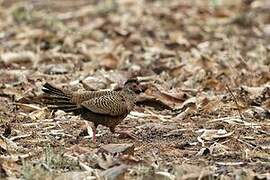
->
39 79 141 142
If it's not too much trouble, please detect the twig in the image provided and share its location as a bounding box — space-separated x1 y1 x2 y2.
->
144 109 172 122
40 131 73 138
215 161 245 166
10 134 32 141
208 117 261 127
225 83 245 120
236 138 257 149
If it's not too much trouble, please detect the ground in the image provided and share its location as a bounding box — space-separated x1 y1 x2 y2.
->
0 0 269 179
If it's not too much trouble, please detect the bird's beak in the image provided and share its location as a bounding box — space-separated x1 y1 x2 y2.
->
136 86 143 94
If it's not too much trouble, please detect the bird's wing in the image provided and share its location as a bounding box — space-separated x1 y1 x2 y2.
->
81 94 128 116
72 90 112 104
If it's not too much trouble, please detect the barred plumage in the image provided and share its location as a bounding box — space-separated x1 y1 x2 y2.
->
39 79 141 142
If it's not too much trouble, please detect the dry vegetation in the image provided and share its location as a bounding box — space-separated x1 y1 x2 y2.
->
0 0 270 179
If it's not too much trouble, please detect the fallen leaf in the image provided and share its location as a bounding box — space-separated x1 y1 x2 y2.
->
14 103 41 112
99 53 119 70
99 143 135 155
96 153 118 170
155 171 175 180
198 129 234 141
55 171 95 180
175 164 214 180
101 164 129 180
42 64 72 74
0 51 36 68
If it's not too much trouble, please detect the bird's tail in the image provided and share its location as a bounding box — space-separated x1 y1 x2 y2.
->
39 83 83 115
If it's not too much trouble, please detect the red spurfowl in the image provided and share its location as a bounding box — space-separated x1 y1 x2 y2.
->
39 79 141 142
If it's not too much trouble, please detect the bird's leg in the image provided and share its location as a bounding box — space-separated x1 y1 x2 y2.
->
80 121 97 143
92 125 97 143
110 127 137 140
88 122 98 143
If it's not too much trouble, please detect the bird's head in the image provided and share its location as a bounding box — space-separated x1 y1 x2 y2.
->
124 78 142 94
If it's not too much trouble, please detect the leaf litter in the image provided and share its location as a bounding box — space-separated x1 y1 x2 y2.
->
0 0 270 179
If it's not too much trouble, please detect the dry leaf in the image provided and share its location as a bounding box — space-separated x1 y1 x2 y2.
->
99 53 119 70
99 143 135 155
198 129 234 141
101 164 129 180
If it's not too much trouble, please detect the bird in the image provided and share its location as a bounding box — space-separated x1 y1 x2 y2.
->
38 79 142 143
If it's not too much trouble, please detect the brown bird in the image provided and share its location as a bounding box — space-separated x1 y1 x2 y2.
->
39 79 142 142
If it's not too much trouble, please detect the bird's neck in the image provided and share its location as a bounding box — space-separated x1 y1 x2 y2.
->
122 89 137 109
